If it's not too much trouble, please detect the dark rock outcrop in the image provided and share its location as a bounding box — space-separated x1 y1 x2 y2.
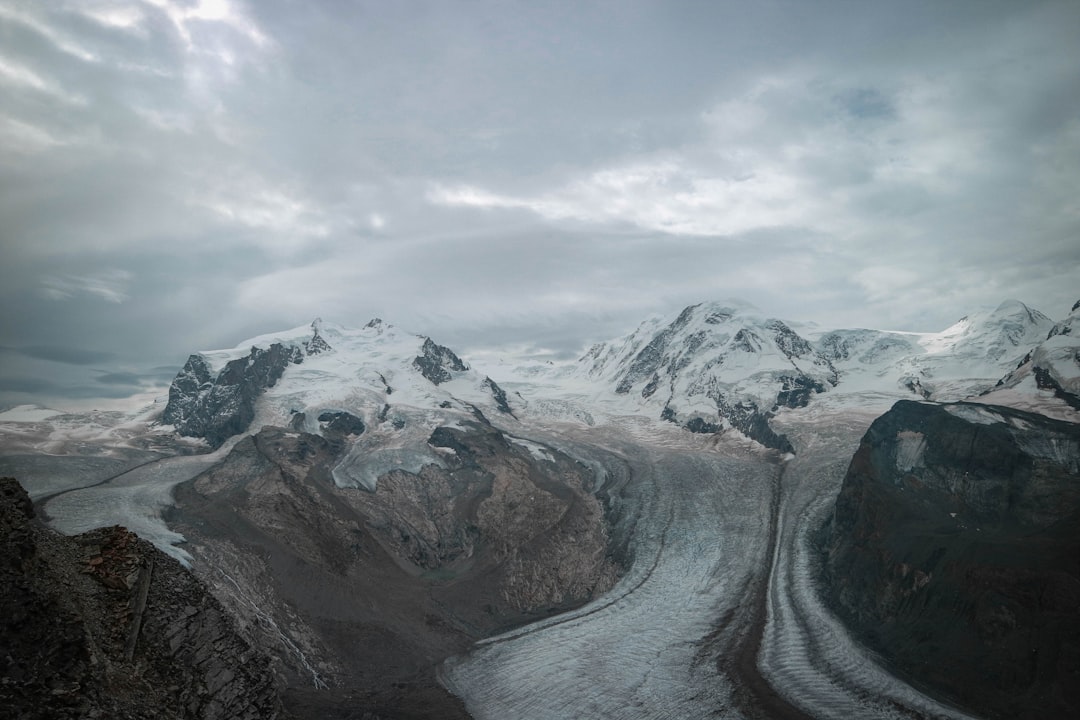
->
764 319 813 359
716 398 795 454
482 376 515 416
412 337 468 385
303 320 332 355
822 401 1080 720
163 343 303 448
0 477 285 720
661 397 795 453
1034 366 1080 411
773 375 828 410
316 411 365 440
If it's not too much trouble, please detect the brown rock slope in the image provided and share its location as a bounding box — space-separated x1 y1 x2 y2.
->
169 421 620 720
822 400 1080 720
0 477 286 720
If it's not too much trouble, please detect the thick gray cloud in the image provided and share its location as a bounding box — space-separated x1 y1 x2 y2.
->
1 0 1078 408
13 345 116 365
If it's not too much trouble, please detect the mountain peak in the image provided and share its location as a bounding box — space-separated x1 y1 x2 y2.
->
991 299 1049 324
994 298 1029 312
305 318 332 355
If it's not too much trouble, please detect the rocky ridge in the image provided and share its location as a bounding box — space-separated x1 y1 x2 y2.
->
413 337 469 385
161 319 515 453
162 343 303 448
821 400 1080 719
0 477 286 720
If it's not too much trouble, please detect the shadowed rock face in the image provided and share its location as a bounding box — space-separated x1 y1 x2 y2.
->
169 422 619 720
822 401 1080 720
0 478 285 720
315 410 365 440
163 343 303 448
412 337 468 385
481 376 515 416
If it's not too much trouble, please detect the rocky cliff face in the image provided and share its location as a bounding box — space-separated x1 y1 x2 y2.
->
0 477 286 720
168 422 618 719
412 337 469 385
163 343 303 448
821 401 1080 719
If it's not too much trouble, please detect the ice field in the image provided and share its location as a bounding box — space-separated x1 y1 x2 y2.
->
443 413 977 719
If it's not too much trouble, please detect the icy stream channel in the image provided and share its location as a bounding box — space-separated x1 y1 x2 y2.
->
443 416 979 719
40 438 241 564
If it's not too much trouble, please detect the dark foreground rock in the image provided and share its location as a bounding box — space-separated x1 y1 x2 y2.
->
0 477 286 720
821 401 1080 719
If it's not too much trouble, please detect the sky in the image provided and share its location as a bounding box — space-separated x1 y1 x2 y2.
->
1 0 1078 408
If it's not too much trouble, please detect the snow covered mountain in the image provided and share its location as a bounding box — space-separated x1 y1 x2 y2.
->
157 299 1073 460
575 301 837 450
811 298 1055 399
161 318 515 485
984 299 1080 414
555 298 1060 450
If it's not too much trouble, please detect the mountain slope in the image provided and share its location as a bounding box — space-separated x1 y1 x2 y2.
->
811 299 1055 399
987 299 1080 414
576 301 837 451
0 477 285 720
821 400 1080 719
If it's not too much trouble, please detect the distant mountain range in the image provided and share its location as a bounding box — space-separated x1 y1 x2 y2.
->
158 298 1078 455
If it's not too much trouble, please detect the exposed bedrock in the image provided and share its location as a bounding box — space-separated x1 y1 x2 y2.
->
822 400 1080 719
169 422 619 719
163 343 303 448
412 337 468 385
0 477 285 720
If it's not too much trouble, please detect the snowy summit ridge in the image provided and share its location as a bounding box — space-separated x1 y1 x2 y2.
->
155 298 1077 458
162 318 513 450
489 298 1073 450
576 301 838 450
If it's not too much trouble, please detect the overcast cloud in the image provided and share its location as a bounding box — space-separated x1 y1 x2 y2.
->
1 0 1078 408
